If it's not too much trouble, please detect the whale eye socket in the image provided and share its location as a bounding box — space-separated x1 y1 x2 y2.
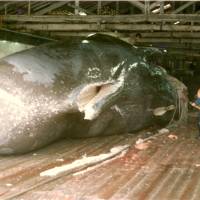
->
77 81 121 120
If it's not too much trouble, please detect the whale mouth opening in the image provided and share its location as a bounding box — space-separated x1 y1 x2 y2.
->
77 81 122 120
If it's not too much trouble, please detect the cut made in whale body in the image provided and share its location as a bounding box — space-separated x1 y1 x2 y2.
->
77 80 123 120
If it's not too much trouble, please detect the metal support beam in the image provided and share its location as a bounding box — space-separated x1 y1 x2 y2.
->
32 2 50 12
34 2 68 15
129 1 145 13
31 2 43 10
172 2 195 14
150 2 160 10
67 2 93 15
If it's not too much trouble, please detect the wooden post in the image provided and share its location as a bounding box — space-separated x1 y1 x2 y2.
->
75 0 79 15
191 3 195 28
97 1 101 15
4 4 7 16
145 0 150 15
116 1 119 15
160 2 164 14
28 1 31 16
160 1 164 27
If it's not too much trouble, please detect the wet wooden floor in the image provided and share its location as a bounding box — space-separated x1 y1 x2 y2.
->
0 121 200 200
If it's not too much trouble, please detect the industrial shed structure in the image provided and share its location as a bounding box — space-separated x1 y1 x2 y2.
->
0 1 200 200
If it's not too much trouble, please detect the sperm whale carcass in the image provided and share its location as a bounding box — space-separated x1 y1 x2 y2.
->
0 34 181 155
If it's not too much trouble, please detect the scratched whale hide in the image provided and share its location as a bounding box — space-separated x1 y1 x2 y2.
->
0 34 178 154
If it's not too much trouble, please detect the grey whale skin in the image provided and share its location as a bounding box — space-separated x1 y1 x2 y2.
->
0 34 177 154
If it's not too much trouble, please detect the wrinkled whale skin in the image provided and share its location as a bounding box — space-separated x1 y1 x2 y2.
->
0 34 177 154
